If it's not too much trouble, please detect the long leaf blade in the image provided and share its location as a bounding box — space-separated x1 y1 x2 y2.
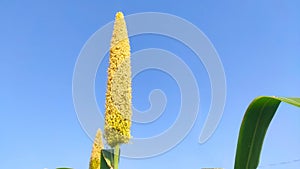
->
234 96 300 169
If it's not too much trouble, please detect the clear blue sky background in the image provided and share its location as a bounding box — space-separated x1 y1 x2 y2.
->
1 1 300 169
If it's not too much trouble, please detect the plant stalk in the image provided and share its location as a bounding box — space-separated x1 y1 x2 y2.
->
113 144 120 169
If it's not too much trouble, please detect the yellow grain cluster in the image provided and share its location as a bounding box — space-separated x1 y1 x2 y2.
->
89 129 104 169
104 12 132 148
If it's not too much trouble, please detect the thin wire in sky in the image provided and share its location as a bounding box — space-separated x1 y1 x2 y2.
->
258 158 300 168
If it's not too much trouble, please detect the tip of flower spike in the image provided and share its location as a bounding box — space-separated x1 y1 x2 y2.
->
115 12 124 19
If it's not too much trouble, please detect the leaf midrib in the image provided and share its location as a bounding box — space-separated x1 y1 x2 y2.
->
245 99 270 169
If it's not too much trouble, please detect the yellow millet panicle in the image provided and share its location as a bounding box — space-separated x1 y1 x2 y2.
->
104 11 132 148
89 129 104 169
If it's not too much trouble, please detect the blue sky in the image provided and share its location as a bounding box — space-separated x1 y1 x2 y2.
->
1 1 300 169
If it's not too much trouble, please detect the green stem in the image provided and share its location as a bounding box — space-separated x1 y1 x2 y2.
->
114 144 120 169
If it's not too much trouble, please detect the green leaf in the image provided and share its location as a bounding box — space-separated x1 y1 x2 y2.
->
101 149 113 169
100 149 120 169
234 96 300 169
